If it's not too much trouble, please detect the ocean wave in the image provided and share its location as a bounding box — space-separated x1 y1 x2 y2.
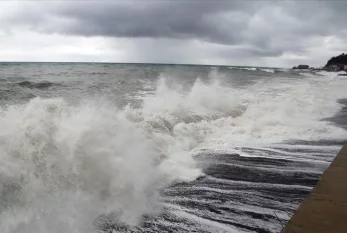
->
314 70 346 76
238 67 257 71
278 68 290 72
1 72 347 232
15 80 60 89
298 72 315 77
90 72 110 75
120 76 347 164
0 96 202 232
260 68 275 73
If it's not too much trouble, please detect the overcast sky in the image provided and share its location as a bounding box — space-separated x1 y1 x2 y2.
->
0 0 346 67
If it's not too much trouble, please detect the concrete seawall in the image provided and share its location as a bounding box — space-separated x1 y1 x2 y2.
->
281 144 347 233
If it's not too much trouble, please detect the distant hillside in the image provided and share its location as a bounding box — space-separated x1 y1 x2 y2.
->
325 53 347 67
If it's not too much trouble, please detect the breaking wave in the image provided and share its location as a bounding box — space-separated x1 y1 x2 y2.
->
238 67 257 71
0 73 347 233
260 68 275 73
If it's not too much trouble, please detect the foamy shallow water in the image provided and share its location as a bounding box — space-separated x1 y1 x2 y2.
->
0 63 346 233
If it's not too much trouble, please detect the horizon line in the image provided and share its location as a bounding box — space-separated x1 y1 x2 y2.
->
0 61 287 69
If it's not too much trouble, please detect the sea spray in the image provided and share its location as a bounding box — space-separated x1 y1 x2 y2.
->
0 97 200 233
1 71 347 232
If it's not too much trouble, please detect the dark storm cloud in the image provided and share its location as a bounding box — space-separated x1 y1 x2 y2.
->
5 1 254 45
56 1 256 43
1 0 347 65
7 1 346 54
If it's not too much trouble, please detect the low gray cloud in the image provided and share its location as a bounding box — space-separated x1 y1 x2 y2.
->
1 0 347 66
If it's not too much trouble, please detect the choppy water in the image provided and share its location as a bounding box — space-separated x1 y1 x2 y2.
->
0 63 346 233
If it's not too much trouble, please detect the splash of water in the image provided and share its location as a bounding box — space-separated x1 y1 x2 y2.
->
1 73 347 232
0 98 170 232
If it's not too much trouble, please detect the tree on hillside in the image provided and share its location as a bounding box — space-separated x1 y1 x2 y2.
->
325 53 347 67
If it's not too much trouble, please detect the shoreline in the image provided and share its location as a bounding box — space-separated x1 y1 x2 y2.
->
326 98 347 130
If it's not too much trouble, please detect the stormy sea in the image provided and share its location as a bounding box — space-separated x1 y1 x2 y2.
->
0 63 346 233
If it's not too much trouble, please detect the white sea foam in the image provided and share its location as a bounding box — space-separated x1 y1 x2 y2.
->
278 68 290 72
260 68 275 73
0 97 201 233
135 75 347 149
238 67 257 71
1 70 347 232
315 70 346 76
299 72 315 77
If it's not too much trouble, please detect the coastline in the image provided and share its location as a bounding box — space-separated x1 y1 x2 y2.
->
326 99 347 130
280 98 347 233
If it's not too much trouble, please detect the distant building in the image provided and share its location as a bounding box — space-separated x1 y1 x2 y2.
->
298 65 309 69
293 64 309 69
